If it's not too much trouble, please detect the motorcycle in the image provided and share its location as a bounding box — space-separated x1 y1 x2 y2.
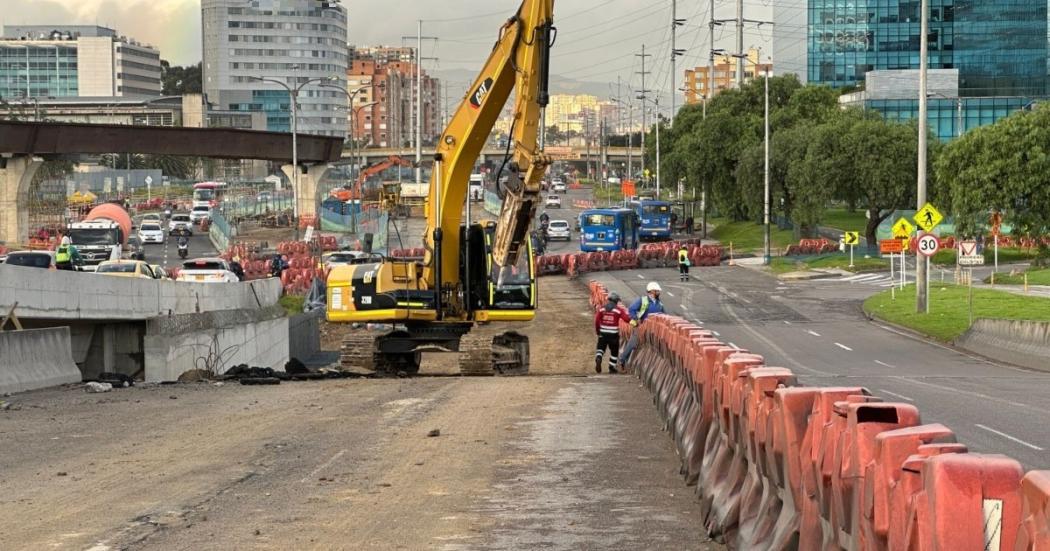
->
177 241 189 259
164 207 172 220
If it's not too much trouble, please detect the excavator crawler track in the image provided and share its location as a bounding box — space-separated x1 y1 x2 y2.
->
458 331 530 376
340 331 378 373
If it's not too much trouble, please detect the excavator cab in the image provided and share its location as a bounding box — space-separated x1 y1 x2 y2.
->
461 222 536 322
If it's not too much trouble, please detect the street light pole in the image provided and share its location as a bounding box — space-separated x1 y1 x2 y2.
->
763 65 771 265
916 0 930 313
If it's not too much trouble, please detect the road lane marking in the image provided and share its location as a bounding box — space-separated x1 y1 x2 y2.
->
878 389 914 401
875 360 897 369
720 298 832 376
729 343 740 350
834 342 853 351
783 321 792 325
712 331 720 337
301 449 347 483
666 292 675 298
636 274 644 279
974 424 1045 451
891 377 1050 415
807 330 822 337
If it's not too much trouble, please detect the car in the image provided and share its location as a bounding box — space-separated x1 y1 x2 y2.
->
551 180 567 193
257 191 273 203
96 260 156 279
3 250 55 269
138 222 165 244
547 219 571 241
140 212 162 224
322 250 370 269
190 206 212 224
151 265 169 280
545 195 562 208
176 258 238 283
169 213 193 235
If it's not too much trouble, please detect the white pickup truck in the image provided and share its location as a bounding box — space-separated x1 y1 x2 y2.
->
176 258 238 283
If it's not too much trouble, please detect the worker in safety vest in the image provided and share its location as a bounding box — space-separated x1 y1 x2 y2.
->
55 236 82 271
594 293 630 374
619 282 666 368
678 245 691 282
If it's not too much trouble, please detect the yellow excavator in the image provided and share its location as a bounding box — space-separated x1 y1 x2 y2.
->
326 0 555 375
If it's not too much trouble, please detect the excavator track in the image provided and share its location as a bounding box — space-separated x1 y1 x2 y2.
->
458 331 530 376
340 331 378 372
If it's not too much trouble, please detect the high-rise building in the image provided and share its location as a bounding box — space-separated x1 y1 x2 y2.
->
773 1 1049 139
202 0 349 137
346 47 441 149
683 48 772 104
0 25 162 99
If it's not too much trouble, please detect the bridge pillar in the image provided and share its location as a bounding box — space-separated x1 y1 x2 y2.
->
281 163 331 222
0 155 43 246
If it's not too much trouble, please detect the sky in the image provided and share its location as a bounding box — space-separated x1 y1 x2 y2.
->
0 0 773 104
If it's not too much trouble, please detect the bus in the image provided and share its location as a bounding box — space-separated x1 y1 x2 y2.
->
192 182 227 208
578 208 638 252
629 199 673 241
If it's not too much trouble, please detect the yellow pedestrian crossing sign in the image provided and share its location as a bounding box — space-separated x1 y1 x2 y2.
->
914 203 944 232
892 217 915 239
843 232 860 246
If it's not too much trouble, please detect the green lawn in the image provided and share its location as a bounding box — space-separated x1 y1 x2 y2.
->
822 208 869 232
709 219 796 253
770 254 888 274
862 284 1050 341
931 247 1041 266
984 267 1050 286
279 294 305 316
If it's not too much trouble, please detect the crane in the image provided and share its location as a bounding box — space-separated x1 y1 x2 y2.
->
326 0 555 376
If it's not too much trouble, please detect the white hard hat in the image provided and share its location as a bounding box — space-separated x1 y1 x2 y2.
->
647 281 662 292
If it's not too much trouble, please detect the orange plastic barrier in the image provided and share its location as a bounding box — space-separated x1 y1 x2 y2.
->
589 273 1041 551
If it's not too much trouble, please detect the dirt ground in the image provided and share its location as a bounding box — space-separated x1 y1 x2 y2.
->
0 276 723 551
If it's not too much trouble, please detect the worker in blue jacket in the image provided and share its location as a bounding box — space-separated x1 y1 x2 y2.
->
620 281 666 368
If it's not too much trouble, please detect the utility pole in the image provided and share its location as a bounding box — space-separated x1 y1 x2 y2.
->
670 1 686 123
916 0 930 313
403 22 437 188
735 0 745 85
635 45 651 185
627 99 634 183
763 64 771 265
654 98 661 198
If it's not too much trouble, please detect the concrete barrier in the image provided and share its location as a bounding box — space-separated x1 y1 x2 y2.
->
0 263 281 321
142 305 289 382
289 309 323 361
0 327 81 394
956 318 1050 372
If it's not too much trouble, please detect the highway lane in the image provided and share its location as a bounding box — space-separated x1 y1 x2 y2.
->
592 265 1050 469
139 225 218 270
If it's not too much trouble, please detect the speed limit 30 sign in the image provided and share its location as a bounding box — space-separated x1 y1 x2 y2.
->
917 233 941 257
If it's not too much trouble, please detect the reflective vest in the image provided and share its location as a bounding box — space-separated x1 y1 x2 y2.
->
56 245 71 264
678 249 689 264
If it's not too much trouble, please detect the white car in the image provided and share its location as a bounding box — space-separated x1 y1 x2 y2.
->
140 213 162 225
547 219 571 241
169 213 193 235
138 222 165 244
190 206 212 224
551 180 567 193
176 258 238 283
545 195 562 209
323 251 369 269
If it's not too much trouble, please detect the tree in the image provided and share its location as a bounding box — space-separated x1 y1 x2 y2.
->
545 125 564 145
161 61 202 95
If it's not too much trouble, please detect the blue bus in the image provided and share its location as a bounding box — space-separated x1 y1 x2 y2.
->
630 199 673 241
579 208 638 252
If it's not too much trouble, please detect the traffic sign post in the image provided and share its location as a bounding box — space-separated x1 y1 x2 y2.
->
916 232 940 313
843 231 860 268
959 240 985 266
892 217 916 239
914 202 944 233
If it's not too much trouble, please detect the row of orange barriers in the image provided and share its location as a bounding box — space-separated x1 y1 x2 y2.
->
540 242 723 278
587 280 1050 550
572 199 596 209
786 238 838 256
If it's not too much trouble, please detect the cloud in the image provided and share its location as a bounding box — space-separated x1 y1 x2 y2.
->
0 0 200 65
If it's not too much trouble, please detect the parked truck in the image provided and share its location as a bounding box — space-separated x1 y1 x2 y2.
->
66 203 131 271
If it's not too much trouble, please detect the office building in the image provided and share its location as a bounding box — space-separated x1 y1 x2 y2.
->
0 25 161 99
346 47 441 149
202 0 349 137
773 1 1049 139
684 48 773 103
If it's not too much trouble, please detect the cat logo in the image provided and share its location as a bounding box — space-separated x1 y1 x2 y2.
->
470 78 494 110
363 270 375 284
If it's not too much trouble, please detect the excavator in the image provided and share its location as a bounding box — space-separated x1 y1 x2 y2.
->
330 155 412 202
326 0 555 376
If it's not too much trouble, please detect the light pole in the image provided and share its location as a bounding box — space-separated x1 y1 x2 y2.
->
917 0 930 313
249 73 337 235
322 81 382 180
638 95 662 199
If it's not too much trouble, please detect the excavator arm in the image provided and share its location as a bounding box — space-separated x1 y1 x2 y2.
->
425 0 555 290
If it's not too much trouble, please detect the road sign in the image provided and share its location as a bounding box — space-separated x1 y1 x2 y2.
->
959 240 985 266
843 232 860 246
880 239 904 254
914 203 944 232
917 233 941 257
892 217 915 239
144 175 153 186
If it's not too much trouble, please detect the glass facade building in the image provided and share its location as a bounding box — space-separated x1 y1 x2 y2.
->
787 1 1050 140
0 45 79 98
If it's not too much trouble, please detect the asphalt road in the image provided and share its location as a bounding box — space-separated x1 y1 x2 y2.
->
593 265 1050 469
139 225 218 270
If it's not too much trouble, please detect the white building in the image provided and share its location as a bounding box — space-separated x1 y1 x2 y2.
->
202 0 349 138
0 25 162 98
